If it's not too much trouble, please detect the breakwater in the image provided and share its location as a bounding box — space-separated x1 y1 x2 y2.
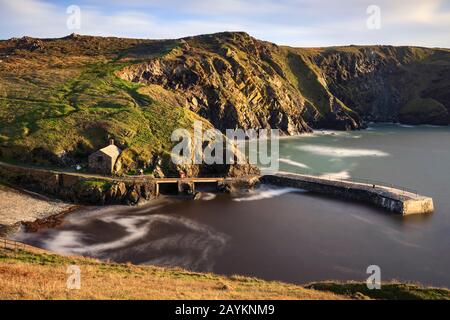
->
262 171 434 215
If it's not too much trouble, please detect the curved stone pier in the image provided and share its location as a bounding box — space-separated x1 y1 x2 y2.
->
0 161 434 215
261 172 434 215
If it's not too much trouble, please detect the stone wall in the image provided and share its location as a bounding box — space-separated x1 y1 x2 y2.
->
1 161 432 215
261 173 434 215
88 151 114 175
0 162 158 205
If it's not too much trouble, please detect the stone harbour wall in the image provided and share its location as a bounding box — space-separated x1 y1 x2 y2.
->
0 162 158 205
261 172 434 215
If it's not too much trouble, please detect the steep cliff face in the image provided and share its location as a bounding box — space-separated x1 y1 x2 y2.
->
118 32 450 131
118 32 363 134
118 33 311 134
299 46 450 125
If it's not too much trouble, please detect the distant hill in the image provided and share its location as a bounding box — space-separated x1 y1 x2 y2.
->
1 32 449 173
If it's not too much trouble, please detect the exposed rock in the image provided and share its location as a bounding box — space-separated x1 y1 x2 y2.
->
118 33 450 129
105 182 127 203
117 33 317 134
193 192 202 200
15 36 44 52
178 182 195 195
307 46 450 125
125 185 141 205
217 182 234 194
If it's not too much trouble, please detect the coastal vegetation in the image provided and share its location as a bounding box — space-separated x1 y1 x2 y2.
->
0 246 342 300
1 32 449 174
307 282 450 300
1 246 449 300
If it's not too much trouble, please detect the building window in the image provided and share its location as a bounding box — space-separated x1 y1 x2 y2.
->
97 156 104 163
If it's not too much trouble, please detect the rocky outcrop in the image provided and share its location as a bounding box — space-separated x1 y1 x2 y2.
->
117 32 361 134
144 151 259 179
303 46 450 125
118 33 314 135
16 37 44 52
118 33 450 129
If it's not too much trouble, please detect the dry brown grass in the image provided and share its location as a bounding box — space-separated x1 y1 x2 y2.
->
0 247 345 300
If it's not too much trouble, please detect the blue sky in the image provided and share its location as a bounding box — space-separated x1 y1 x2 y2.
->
0 0 449 47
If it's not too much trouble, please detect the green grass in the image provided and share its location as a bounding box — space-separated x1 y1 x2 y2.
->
1 248 449 300
77 179 111 190
285 50 334 115
1 32 449 173
399 98 449 124
307 281 450 300
0 249 78 265
0 42 199 173
400 98 447 114
0 247 344 299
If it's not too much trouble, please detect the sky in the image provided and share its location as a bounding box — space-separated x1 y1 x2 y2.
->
0 0 449 47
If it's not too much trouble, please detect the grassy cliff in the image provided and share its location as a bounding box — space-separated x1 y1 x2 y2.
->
0 246 342 300
1 32 449 171
0 35 202 173
1 246 449 300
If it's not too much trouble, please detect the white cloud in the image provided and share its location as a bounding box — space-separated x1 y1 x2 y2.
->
0 0 64 38
0 0 449 47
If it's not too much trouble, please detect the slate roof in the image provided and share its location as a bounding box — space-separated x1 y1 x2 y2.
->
98 144 121 158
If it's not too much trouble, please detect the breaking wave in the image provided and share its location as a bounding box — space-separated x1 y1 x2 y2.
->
201 192 217 201
296 145 389 158
279 158 310 169
233 187 304 202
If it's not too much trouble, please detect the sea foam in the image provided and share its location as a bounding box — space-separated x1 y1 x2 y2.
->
233 187 303 202
296 145 389 157
279 158 310 169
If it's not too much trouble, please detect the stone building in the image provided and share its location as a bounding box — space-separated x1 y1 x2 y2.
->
88 140 121 174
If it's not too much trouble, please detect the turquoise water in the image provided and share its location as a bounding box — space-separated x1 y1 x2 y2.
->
14 123 450 287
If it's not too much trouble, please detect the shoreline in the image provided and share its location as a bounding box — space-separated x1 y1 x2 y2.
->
0 183 78 236
20 205 81 233
0 167 433 238
1 185 443 294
